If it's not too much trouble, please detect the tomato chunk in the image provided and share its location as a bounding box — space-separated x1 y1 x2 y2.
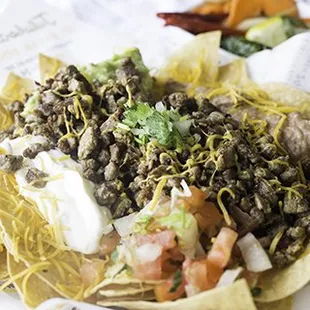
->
136 230 176 250
155 272 185 302
208 227 238 269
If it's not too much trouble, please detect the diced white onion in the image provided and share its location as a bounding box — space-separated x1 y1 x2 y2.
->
180 179 192 197
114 213 137 237
237 233 272 273
170 180 192 209
174 120 193 137
185 284 201 297
195 241 206 257
135 243 163 263
216 267 243 288
155 101 165 112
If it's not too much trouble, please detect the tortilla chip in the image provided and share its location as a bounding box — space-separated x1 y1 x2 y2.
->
98 279 256 310
156 31 222 93
99 285 154 298
86 274 161 298
99 291 156 303
39 54 65 83
0 99 13 130
256 296 293 310
255 247 310 303
1 73 34 102
262 0 297 17
191 2 230 15
218 59 252 87
226 0 262 28
261 83 310 109
7 253 60 308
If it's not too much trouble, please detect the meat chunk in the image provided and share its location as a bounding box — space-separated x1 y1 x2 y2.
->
78 127 99 159
23 142 52 159
25 168 49 188
0 155 23 172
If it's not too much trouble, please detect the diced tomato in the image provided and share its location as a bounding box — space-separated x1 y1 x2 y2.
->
162 259 179 274
183 186 209 209
154 273 185 302
194 202 223 236
168 246 185 262
180 187 223 236
136 230 176 250
80 260 106 287
207 227 238 269
99 230 120 256
133 256 162 281
162 247 184 275
183 258 223 292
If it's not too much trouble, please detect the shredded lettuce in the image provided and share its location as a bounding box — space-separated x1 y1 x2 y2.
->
159 208 198 258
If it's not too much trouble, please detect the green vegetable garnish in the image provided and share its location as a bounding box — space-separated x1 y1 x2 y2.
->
122 103 187 149
169 270 182 293
80 48 153 96
220 36 269 58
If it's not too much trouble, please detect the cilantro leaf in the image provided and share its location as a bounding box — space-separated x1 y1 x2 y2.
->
122 103 187 149
169 270 182 293
123 103 153 127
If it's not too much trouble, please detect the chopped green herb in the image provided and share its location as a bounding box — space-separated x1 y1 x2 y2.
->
122 103 187 149
169 270 182 293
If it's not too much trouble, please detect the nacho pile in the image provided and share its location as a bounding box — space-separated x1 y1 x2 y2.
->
0 32 309 310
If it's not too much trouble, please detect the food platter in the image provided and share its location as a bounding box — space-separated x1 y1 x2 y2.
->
0 1 310 310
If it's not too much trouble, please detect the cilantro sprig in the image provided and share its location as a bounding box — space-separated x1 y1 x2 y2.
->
121 103 190 149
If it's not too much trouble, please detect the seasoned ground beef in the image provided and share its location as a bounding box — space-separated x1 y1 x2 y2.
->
4 56 310 267
0 154 23 172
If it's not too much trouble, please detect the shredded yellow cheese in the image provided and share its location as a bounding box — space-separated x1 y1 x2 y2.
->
217 188 234 226
269 228 285 255
0 171 85 302
149 178 167 211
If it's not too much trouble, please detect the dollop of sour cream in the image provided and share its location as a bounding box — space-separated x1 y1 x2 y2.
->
0 135 112 254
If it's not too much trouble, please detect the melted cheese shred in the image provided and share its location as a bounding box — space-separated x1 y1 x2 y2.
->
206 85 302 155
0 171 86 305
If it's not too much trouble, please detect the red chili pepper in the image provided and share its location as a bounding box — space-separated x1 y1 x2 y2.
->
157 12 245 37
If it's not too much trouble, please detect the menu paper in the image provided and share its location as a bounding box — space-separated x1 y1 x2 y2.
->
247 32 310 93
296 0 310 18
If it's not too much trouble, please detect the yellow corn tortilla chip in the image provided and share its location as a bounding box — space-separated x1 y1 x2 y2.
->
0 99 13 130
99 291 156 303
7 253 60 309
256 296 293 310
1 73 34 102
255 247 310 303
98 279 256 310
156 31 221 93
86 274 161 298
39 54 65 83
261 83 310 109
99 286 154 298
218 59 253 87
